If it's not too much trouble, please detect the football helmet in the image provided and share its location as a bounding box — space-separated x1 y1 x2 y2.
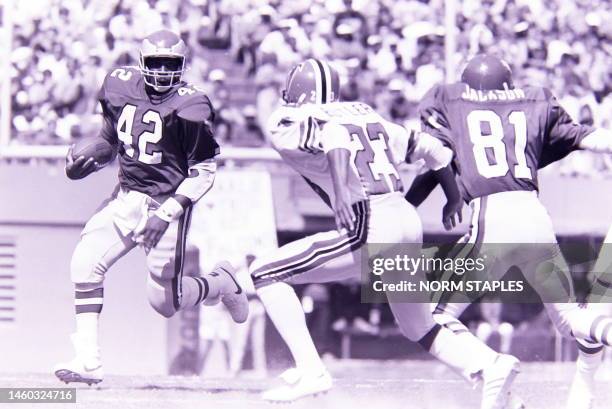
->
461 54 513 91
139 30 187 92
282 59 340 105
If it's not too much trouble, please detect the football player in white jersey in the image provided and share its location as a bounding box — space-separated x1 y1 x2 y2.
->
250 59 522 408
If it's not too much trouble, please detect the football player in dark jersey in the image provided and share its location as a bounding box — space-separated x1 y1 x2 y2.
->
407 54 612 409
55 30 248 386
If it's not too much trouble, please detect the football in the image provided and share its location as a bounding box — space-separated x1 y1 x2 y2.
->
71 136 114 165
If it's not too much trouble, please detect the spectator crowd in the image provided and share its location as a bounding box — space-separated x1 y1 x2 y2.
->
6 0 612 174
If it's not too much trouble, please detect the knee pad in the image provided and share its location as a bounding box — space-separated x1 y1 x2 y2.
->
70 241 108 285
147 273 179 318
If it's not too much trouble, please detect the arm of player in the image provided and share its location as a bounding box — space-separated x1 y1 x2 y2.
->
327 148 356 232
320 122 356 232
141 97 219 250
404 170 439 207
65 116 117 180
140 159 217 251
408 131 462 230
578 129 612 153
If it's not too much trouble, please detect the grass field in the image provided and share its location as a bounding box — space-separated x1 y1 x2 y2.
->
2 360 612 409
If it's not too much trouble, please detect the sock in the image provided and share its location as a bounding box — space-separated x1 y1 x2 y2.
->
181 268 231 308
74 286 103 341
423 324 498 383
575 340 604 380
181 276 211 306
566 307 612 346
434 313 499 382
257 282 325 373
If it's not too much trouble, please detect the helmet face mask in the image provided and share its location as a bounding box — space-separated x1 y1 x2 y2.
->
140 55 185 90
139 30 187 93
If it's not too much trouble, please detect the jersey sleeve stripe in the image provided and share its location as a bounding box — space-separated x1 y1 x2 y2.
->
405 130 417 162
299 117 316 153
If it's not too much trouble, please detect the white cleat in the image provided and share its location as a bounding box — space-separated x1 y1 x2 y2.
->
480 354 521 409
507 393 527 409
54 334 103 386
213 261 249 324
262 368 333 402
566 370 595 409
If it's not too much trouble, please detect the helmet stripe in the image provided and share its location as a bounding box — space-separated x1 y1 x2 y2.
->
307 60 323 104
311 59 327 104
320 61 333 103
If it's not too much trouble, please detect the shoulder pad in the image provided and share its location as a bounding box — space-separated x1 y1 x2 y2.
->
176 90 215 123
99 66 142 102
530 86 554 101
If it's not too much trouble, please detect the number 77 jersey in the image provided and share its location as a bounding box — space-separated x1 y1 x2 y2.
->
418 83 595 202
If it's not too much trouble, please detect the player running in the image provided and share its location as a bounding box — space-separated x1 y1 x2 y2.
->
54 30 248 386
408 53 612 409
251 58 522 408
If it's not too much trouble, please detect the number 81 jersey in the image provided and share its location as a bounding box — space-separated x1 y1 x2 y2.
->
419 83 594 202
98 66 219 198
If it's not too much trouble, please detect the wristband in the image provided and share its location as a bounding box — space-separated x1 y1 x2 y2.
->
154 197 184 222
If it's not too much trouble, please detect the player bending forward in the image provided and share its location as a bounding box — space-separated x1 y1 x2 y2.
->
250 58 521 408
408 54 612 409
54 30 248 385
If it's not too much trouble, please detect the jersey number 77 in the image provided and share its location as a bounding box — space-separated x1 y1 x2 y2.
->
467 109 532 180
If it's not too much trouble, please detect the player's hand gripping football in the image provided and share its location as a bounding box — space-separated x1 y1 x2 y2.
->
442 199 462 231
138 215 170 251
65 146 99 180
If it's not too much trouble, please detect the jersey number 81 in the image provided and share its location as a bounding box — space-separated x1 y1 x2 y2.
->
467 110 532 180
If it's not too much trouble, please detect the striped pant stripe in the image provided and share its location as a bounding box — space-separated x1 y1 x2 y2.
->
172 205 193 310
253 201 369 287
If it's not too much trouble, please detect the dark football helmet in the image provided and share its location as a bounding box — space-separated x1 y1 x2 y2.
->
139 30 187 92
282 59 340 105
461 54 513 91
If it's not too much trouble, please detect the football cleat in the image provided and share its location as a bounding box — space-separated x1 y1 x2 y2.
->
480 354 521 409
566 374 594 409
507 393 527 409
213 261 249 324
54 333 104 386
262 368 332 402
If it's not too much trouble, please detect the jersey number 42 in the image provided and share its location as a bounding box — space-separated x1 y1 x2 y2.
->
117 104 163 165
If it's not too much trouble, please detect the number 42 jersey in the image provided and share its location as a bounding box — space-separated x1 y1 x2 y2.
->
419 83 594 202
98 66 220 198
267 101 451 206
